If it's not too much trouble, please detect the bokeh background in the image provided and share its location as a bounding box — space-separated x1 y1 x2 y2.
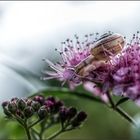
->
0 1 140 139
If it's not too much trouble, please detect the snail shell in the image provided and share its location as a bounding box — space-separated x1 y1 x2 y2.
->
90 33 125 60
75 33 125 76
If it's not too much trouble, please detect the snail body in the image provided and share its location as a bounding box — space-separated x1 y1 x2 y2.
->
75 33 125 76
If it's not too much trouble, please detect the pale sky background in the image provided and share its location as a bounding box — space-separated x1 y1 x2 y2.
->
0 1 140 102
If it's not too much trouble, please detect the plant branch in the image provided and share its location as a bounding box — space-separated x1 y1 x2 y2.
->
28 119 42 129
115 106 137 126
46 126 76 140
31 128 40 136
106 91 137 127
47 129 63 140
31 128 39 140
24 122 31 140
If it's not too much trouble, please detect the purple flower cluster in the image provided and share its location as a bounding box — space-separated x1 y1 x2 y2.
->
110 33 140 104
2 95 87 128
44 32 140 105
43 34 99 89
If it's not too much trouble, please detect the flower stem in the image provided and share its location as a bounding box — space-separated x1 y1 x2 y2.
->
47 129 63 140
28 119 41 129
31 128 40 140
106 91 137 127
24 122 31 140
115 106 137 126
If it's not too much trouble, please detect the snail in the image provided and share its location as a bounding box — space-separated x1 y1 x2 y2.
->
74 32 125 76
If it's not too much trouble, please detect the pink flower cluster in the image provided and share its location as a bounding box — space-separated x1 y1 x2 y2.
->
43 32 140 104
111 33 140 104
43 34 97 89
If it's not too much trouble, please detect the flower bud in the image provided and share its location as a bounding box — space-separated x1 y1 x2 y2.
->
47 96 56 103
26 99 32 106
1 101 9 108
71 111 87 127
71 120 80 127
11 97 18 102
31 101 41 112
24 106 34 118
59 107 68 123
17 99 26 110
16 110 24 119
44 100 54 113
33 95 45 105
77 111 87 122
67 107 77 120
38 106 47 119
8 102 17 114
54 101 64 112
3 108 12 117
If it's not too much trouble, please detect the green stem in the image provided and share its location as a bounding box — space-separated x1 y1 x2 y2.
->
24 123 31 140
47 126 74 140
13 114 24 126
47 129 63 140
28 119 42 129
31 128 40 136
39 124 44 140
13 115 32 139
31 128 39 140
115 106 137 126
39 123 52 139
106 91 137 127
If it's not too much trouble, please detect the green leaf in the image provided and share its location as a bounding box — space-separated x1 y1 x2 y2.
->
115 97 129 106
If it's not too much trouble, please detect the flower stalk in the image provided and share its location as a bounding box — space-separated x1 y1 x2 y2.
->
47 129 63 140
106 91 137 127
28 119 42 129
24 122 31 140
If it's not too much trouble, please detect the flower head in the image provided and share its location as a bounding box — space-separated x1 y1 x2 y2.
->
43 32 140 105
81 32 140 105
110 32 140 104
43 34 99 88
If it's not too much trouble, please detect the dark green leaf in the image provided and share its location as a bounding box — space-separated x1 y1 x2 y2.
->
115 97 129 106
